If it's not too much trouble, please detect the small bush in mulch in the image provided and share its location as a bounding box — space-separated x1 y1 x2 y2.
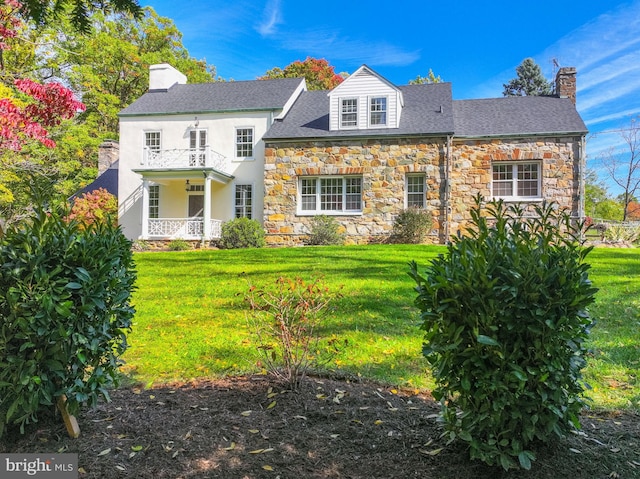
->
1 377 638 479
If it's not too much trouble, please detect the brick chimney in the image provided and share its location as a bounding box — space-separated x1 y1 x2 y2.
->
556 67 577 105
98 140 119 176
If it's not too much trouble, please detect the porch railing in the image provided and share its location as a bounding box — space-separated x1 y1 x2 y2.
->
142 147 228 172
147 218 223 239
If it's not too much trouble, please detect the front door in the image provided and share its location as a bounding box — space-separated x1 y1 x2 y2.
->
188 195 204 217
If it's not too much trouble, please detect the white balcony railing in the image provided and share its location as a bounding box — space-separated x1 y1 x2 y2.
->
148 218 223 239
142 147 227 171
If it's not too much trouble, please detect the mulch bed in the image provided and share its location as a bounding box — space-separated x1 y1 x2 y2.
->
1 376 639 478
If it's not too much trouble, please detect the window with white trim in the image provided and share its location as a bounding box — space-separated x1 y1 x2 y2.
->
235 128 253 158
235 184 253 218
492 162 541 199
145 131 161 151
149 185 159 219
340 98 358 128
189 129 207 166
299 177 362 214
370 97 387 126
406 174 426 208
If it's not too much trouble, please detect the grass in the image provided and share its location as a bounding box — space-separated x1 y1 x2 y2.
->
123 244 640 411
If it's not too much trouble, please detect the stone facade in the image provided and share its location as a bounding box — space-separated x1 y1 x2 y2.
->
449 136 582 236
263 135 582 246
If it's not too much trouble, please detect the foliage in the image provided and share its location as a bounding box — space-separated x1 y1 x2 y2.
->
391 207 432 243
603 224 640 243
409 198 598 470
167 239 191 251
307 215 345 246
18 0 142 33
131 239 150 251
408 69 443 84
0 206 136 437
68 187 117 227
503 58 553 97
0 1 85 151
259 57 344 91
219 217 266 249
593 199 624 221
626 201 640 221
245 276 344 389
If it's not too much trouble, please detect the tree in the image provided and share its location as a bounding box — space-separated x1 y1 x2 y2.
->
409 69 442 84
600 117 640 221
19 0 141 33
1 1 85 151
259 57 343 91
502 58 553 97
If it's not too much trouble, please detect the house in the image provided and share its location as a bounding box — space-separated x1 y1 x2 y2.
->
73 140 119 199
117 63 587 246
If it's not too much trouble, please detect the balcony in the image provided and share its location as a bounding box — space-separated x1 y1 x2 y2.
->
141 147 228 172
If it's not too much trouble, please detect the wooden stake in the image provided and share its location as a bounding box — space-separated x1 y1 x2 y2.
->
57 395 80 438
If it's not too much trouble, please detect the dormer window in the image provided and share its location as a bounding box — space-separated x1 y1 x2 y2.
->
340 98 358 128
370 97 387 126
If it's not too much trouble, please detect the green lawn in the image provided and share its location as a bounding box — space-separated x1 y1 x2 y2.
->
123 245 640 410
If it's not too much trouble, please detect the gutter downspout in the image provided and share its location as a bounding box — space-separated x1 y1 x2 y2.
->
444 135 452 242
579 135 586 221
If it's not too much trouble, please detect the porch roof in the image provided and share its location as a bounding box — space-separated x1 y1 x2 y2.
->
132 167 234 184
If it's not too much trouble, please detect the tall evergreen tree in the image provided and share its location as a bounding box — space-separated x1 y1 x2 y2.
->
502 58 553 96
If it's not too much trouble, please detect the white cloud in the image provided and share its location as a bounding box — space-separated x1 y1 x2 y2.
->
256 0 283 36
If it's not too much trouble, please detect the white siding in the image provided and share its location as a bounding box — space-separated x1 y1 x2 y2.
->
329 67 402 131
118 112 274 240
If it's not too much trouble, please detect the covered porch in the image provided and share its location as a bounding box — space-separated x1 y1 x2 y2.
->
133 165 234 241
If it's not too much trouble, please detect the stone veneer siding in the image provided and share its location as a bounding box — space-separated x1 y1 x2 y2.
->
263 136 581 246
263 138 446 246
449 136 581 236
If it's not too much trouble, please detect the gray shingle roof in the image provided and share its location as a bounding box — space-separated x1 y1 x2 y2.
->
452 96 588 137
264 83 455 140
119 78 305 116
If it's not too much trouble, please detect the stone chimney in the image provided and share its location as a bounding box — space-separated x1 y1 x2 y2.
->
556 67 577 105
149 63 187 91
98 140 119 176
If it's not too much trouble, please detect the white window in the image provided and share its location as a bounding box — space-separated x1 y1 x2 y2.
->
406 174 426 208
149 185 159 219
492 162 541 199
340 98 358 128
189 129 207 166
299 177 362 214
235 128 253 158
235 184 253 218
145 131 161 151
370 97 387 126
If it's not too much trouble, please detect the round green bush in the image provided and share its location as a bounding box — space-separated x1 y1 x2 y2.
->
220 217 266 249
307 215 344 246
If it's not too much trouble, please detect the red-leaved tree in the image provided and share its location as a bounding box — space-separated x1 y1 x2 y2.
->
259 57 344 91
0 0 85 151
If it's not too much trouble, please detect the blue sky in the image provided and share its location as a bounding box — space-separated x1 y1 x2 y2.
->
145 0 640 196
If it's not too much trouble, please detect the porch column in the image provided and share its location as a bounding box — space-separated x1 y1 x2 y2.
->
203 174 212 240
141 178 150 239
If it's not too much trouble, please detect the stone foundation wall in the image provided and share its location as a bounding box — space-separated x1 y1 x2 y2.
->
263 136 580 246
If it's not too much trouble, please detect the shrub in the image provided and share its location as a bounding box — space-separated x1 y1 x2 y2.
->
409 197 597 470
220 217 266 249
391 207 432 243
307 215 344 245
603 224 640 243
67 188 117 227
245 276 344 389
0 208 136 437
168 239 191 251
